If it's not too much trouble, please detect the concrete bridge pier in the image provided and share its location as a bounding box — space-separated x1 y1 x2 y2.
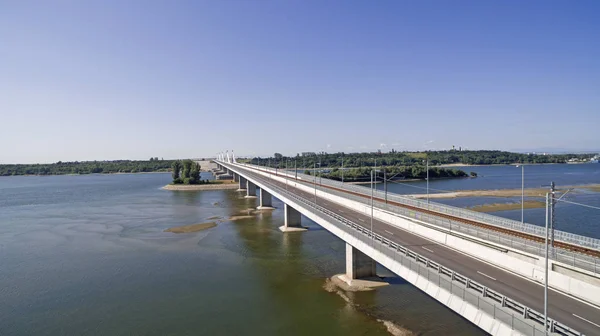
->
346 243 376 279
238 176 247 191
330 243 388 291
233 172 239 182
245 180 257 198
257 189 274 210
279 204 307 232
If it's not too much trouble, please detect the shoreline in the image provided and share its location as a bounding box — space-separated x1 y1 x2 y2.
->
1 171 172 177
438 162 563 168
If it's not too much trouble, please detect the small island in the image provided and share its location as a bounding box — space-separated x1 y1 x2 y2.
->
163 159 238 190
305 165 475 183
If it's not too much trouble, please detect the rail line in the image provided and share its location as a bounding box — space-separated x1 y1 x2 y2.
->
262 168 600 259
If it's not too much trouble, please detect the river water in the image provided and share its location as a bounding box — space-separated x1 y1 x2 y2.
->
0 172 484 335
377 163 600 239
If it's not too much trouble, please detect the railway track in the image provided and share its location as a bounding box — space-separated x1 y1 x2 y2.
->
264 169 600 259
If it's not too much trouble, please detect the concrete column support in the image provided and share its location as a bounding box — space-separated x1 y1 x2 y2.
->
346 243 376 279
233 173 239 182
238 176 247 191
257 188 274 209
330 243 387 291
245 180 257 198
279 203 307 232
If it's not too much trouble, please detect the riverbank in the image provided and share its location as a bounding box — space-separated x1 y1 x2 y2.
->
437 163 564 167
409 183 600 199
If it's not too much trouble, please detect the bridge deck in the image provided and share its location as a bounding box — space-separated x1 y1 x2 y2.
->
233 164 600 336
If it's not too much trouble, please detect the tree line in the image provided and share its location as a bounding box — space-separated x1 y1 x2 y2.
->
171 160 208 184
305 166 473 182
245 150 597 168
0 159 175 176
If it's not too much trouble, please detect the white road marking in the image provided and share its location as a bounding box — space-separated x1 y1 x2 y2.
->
384 230 394 235
358 218 365 222
477 271 497 281
422 246 434 253
573 314 600 328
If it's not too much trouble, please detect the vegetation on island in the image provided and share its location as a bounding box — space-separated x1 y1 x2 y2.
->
305 166 473 182
245 150 597 168
171 159 210 185
0 158 174 176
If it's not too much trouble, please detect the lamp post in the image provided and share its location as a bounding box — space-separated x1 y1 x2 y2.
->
544 192 549 335
314 161 317 204
285 158 288 190
519 164 524 226
384 167 387 204
319 153 322 186
371 169 374 247
341 154 344 183
423 158 429 208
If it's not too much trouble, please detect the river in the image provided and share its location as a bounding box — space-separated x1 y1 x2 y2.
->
0 172 484 335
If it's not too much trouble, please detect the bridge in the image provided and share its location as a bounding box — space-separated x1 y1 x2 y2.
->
214 153 600 336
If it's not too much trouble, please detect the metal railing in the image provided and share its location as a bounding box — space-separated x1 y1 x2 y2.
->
224 162 582 336
238 163 600 275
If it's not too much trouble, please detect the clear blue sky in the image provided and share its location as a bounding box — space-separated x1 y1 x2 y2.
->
1 1 599 163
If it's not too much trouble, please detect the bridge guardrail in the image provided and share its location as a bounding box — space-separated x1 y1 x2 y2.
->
225 162 582 336
293 168 600 251
241 164 600 275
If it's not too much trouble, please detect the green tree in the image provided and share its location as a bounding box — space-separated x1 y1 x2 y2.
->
172 161 182 181
181 159 193 179
189 162 201 184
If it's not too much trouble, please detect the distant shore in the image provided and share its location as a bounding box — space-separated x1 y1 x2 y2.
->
1 171 171 177
437 162 561 168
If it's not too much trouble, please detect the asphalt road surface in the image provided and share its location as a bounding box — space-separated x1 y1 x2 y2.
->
231 164 600 336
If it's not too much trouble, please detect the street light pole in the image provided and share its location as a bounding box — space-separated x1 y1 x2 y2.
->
319 154 322 186
426 158 430 208
286 158 288 191
521 164 525 226
544 192 550 335
371 169 374 247
314 162 317 204
384 167 387 204
341 154 344 183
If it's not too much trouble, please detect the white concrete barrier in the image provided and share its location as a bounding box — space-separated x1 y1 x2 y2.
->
241 169 525 336
236 163 600 308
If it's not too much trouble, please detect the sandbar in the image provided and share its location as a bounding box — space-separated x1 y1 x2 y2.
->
164 222 217 233
470 200 546 213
